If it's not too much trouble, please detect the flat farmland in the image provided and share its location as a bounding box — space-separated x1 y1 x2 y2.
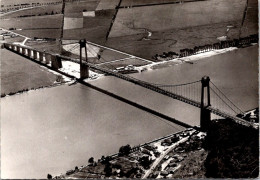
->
0 4 62 18
121 0 194 6
240 0 258 37
26 41 61 53
98 48 129 62
1 0 60 5
63 10 115 43
64 26 107 43
64 0 100 14
14 29 61 39
106 21 242 60
95 0 120 10
106 0 257 60
0 14 62 29
109 0 246 37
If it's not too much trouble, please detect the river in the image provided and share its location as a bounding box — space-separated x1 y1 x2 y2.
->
1 45 258 179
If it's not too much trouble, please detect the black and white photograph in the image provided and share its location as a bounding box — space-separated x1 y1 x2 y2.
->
0 0 259 179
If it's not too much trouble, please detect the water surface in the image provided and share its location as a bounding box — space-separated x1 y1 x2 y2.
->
1 46 258 179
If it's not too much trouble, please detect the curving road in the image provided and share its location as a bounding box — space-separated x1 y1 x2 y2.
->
142 136 190 179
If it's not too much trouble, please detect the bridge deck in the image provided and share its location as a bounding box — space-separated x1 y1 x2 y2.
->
3 42 258 129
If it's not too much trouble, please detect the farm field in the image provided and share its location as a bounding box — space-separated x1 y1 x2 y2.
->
239 0 258 37
1 0 60 5
0 14 62 39
14 29 61 39
105 0 257 60
63 9 115 43
0 14 62 30
109 0 246 37
106 21 242 60
0 4 62 18
96 0 120 10
121 0 197 6
64 0 100 14
26 40 62 53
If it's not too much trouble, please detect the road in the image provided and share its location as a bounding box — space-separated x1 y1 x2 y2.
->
142 135 190 179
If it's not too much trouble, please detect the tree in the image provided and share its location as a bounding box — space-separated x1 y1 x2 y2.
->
104 164 112 177
119 144 131 156
88 157 94 164
101 156 111 165
47 174 52 179
139 156 152 169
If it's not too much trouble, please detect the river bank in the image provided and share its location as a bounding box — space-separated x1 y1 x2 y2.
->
54 128 207 179
53 108 259 179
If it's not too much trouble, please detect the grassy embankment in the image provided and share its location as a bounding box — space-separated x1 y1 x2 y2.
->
0 49 64 97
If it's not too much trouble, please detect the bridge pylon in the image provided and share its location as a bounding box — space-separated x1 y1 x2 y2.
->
200 76 211 131
79 39 89 79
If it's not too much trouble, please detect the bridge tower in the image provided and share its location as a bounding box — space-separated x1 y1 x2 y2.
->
79 39 89 79
200 76 211 131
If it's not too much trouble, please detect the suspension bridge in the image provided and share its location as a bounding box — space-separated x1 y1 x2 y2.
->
3 40 258 130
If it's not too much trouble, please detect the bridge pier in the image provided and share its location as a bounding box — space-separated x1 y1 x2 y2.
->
39 52 44 62
51 55 62 70
16 46 21 53
45 54 51 64
10 44 15 50
80 63 89 79
33 50 38 60
22 47 26 55
200 76 211 131
79 39 89 79
27 49 32 57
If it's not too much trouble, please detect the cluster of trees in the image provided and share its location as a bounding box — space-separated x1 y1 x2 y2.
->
17 11 60 18
139 156 153 169
152 51 179 61
119 144 131 156
175 135 202 153
153 34 258 60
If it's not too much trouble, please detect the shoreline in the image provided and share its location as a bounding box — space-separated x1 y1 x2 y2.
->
54 127 205 179
135 46 240 72
1 43 257 98
54 107 258 179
